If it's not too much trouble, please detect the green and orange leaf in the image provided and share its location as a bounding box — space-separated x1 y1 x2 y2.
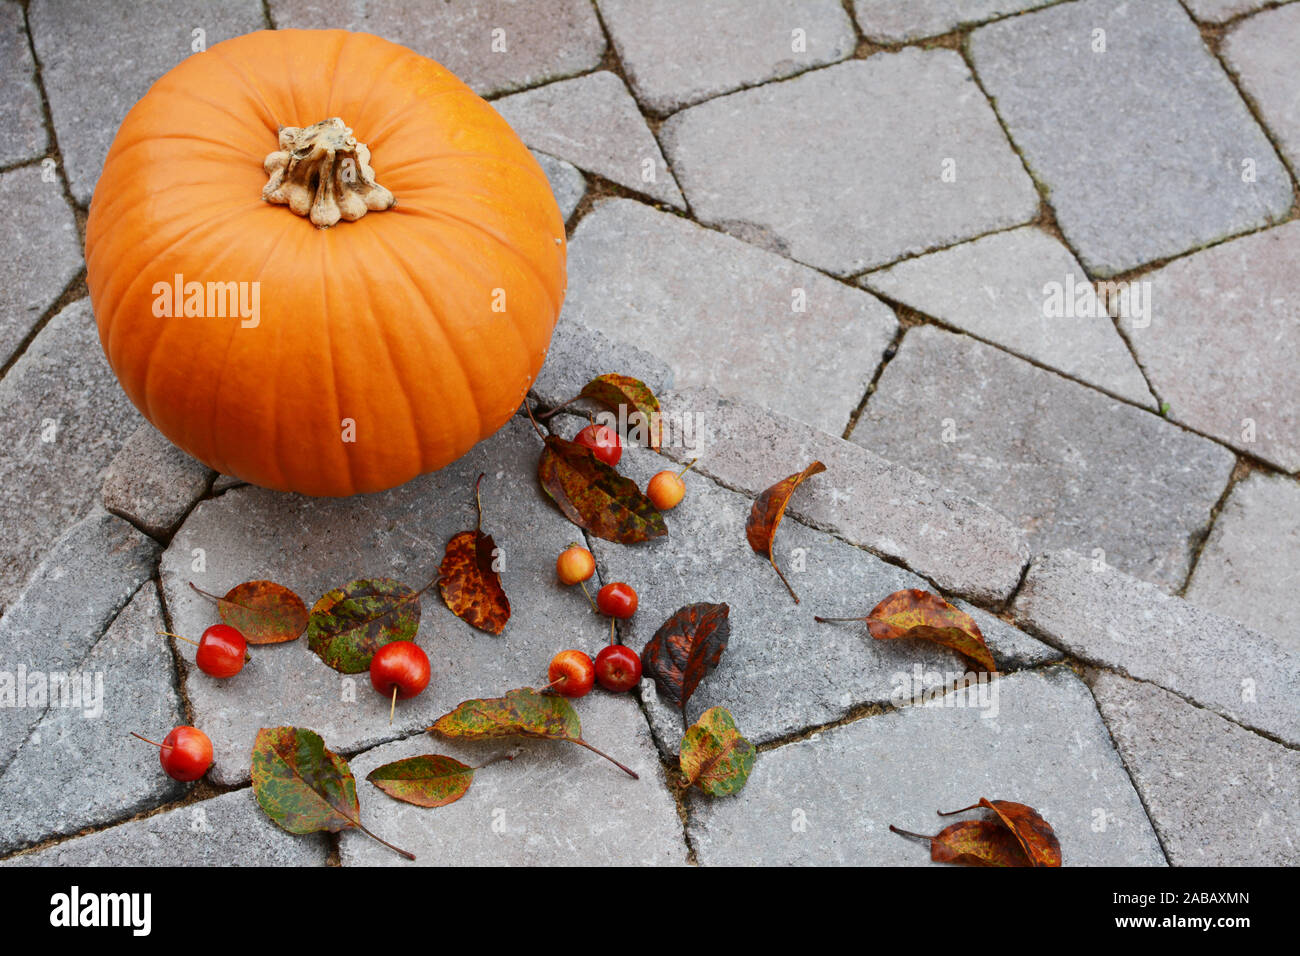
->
818 588 995 672
190 579 308 645
745 461 825 603
538 435 667 543
579 374 662 451
438 474 510 635
679 707 755 797
307 577 421 673
429 687 582 743
366 755 476 808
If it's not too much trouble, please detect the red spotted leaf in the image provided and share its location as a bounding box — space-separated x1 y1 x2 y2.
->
366 755 475 808
641 603 731 710
306 577 421 673
579 374 662 451
679 707 755 797
251 726 413 860
816 588 995 672
920 819 1033 867
746 462 825 603
538 435 667 543
939 799 1061 867
430 688 638 779
189 580 308 644
438 474 510 635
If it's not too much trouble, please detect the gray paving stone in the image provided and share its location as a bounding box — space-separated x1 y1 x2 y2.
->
561 200 898 436
159 416 611 786
596 0 856 115
1181 0 1290 24
493 72 685 209
0 788 328 866
0 509 160 773
270 0 605 98
0 164 83 368
1224 5 1300 176
341 691 685 866
531 149 586 222
1015 549 1300 747
862 227 1155 406
0 2 47 167
211 475 245 494
1090 670 1299 865
0 299 144 606
851 0 1061 42
1120 222 1300 473
689 667 1165 866
654 385 1029 605
532 317 675 412
0 584 185 854
29 0 267 206
1185 472 1300 651
580 439 1055 755
851 325 1236 590
660 50 1039 276
102 424 215 540
968 0 1292 277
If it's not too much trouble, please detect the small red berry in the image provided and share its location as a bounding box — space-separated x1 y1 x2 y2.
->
150 726 213 782
574 423 622 467
547 649 595 698
597 582 638 619
595 644 642 693
195 624 247 678
556 545 596 585
370 641 431 700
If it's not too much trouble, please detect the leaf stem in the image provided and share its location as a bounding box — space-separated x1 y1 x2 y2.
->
769 556 801 605
535 395 578 420
937 803 983 816
888 824 933 843
472 472 486 531
522 399 546 438
812 615 868 623
355 822 416 861
572 738 639 780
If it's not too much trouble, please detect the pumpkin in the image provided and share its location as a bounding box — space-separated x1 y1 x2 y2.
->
85 30 566 497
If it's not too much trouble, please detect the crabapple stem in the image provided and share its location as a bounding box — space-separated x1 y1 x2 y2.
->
579 580 598 612
572 738 639 779
608 616 616 646
677 458 699 478
389 687 397 726
158 630 200 648
130 732 163 749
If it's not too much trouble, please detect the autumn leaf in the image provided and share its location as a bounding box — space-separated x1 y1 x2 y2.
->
816 588 995 672
679 707 755 797
366 755 476 808
430 687 638 779
641 603 731 710
746 462 825 603
939 799 1061 867
189 580 308 644
579 374 662 451
892 819 1033 866
538 435 667 543
438 473 510 636
251 726 413 860
307 577 421 673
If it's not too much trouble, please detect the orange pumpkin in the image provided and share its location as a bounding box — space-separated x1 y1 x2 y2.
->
85 30 566 496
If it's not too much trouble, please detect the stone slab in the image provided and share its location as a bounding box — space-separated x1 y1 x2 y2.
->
562 199 898 436
596 0 856 115
0 585 185 854
1182 0 1289 23
1223 3 1300 177
851 0 1061 42
0 788 329 866
660 50 1039 276
1090 670 1300 865
689 667 1166 865
494 72 684 208
654 385 1029 605
1014 549 1300 746
968 0 1292 277
531 149 586 222
0 509 159 773
159 416 616 786
862 226 1155 406
578 436 1057 756
851 325 1237 590
1185 472 1300 651
270 0 606 98
532 317 676 412
0 2 47 167
340 691 686 866
102 424 215 540
0 164 83 368
28 0 268 205
1121 220 1300 473
0 299 145 606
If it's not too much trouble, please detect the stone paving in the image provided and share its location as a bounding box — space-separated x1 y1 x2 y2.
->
2 0 1298 868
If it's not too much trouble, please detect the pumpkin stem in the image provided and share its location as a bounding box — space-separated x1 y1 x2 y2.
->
261 118 395 228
